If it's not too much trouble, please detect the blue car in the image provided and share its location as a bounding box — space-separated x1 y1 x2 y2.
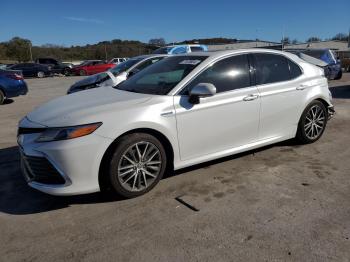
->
0 70 28 104
153 44 208 54
302 49 342 80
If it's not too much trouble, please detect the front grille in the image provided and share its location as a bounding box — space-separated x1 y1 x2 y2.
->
22 155 65 185
18 127 46 136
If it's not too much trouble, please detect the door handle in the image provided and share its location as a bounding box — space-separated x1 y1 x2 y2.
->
243 94 259 101
296 84 308 90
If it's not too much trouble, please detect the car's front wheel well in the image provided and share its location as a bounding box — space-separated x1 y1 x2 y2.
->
98 128 174 191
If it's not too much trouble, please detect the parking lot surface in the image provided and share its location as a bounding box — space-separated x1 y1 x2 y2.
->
1 74 350 261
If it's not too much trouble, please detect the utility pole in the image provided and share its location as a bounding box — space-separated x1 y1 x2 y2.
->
104 44 107 61
29 42 33 62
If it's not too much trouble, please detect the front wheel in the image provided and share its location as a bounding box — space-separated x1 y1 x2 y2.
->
79 70 86 76
37 71 45 78
296 100 328 144
108 133 167 198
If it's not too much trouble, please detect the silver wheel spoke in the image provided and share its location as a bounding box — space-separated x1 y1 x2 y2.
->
135 143 142 161
119 168 134 177
304 105 325 140
143 169 157 178
122 171 137 184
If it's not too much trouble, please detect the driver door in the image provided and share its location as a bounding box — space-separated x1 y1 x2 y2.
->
174 54 260 161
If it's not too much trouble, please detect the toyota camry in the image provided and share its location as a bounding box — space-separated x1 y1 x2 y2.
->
17 49 334 198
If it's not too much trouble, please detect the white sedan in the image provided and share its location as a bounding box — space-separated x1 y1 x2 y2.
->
18 49 334 197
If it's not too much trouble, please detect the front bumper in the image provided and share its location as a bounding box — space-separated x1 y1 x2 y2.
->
18 126 113 196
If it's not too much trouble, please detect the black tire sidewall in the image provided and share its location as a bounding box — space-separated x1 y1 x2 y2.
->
296 100 328 144
0 90 4 105
108 133 167 198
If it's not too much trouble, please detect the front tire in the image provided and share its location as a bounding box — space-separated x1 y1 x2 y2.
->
108 133 167 198
37 71 45 78
296 100 328 144
0 90 5 105
79 70 86 76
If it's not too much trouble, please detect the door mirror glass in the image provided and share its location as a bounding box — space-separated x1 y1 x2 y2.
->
189 83 216 104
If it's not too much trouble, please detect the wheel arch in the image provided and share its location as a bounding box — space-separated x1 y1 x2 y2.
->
98 127 175 190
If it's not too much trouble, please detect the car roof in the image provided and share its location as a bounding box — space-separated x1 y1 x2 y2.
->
172 48 301 62
131 54 170 60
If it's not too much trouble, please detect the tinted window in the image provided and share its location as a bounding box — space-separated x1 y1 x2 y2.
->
182 55 251 94
109 58 143 76
116 56 207 95
288 60 302 79
190 46 204 52
153 47 172 54
135 57 164 71
254 54 291 84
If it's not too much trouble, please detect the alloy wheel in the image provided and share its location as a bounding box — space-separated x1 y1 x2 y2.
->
304 104 325 140
117 141 162 192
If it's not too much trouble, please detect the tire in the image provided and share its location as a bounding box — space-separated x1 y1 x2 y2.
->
347 65 350 73
107 133 167 198
79 70 86 76
63 68 70 76
37 71 45 78
296 100 328 144
334 70 342 80
0 90 5 105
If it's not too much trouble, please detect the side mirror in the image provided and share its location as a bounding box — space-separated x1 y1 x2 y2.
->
188 83 216 104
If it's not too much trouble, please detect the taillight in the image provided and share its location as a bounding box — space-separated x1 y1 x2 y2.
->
7 73 24 80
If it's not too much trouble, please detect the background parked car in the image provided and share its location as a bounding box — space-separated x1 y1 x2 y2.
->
0 69 28 104
35 57 73 75
109 58 128 64
302 49 342 80
338 52 350 72
69 60 115 76
67 54 168 94
7 63 52 78
153 44 208 54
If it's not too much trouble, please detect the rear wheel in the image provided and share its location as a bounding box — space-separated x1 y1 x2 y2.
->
108 133 167 198
63 68 70 76
0 90 5 105
296 100 328 144
37 71 45 78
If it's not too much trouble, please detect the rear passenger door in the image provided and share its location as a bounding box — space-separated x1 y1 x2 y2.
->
252 53 304 140
174 54 261 160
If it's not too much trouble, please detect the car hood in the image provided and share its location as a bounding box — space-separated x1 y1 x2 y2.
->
71 73 109 88
26 86 152 127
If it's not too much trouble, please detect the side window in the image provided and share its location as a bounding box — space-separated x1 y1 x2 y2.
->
288 59 302 79
182 54 251 94
190 46 204 52
173 47 187 54
254 53 291 85
135 60 153 71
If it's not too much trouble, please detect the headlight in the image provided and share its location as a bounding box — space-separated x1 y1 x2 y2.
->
36 122 102 142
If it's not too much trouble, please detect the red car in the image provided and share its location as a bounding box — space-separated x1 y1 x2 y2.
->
70 60 115 76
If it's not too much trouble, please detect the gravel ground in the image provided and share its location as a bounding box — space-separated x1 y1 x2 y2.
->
0 74 350 262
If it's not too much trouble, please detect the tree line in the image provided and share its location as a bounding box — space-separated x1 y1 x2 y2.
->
0 33 348 63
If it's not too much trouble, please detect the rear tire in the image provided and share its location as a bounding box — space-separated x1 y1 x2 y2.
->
0 90 5 105
107 133 167 198
296 100 328 144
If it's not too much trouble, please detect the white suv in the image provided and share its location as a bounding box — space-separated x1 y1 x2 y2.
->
109 57 128 64
18 49 334 197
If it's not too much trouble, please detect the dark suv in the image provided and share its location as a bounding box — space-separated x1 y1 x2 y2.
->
35 58 72 75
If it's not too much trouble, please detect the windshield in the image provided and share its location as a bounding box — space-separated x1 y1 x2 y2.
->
109 58 143 76
116 56 208 95
302 50 325 59
153 47 172 54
